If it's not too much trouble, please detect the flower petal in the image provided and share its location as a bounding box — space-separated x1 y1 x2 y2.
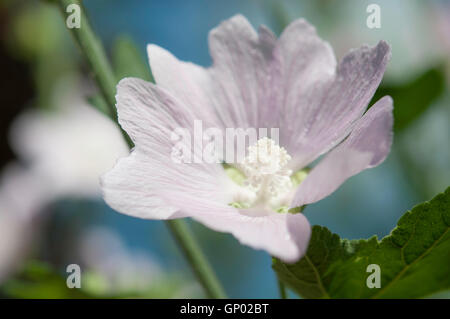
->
291 96 393 208
208 14 277 129
115 77 197 154
192 209 311 263
147 44 219 127
281 40 391 169
274 19 336 145
103 78 230 219
101 150 180 219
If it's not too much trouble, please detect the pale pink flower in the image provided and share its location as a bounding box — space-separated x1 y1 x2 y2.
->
0 85 129 281
102 15 393 262
10 87 129 199
0 164 46 283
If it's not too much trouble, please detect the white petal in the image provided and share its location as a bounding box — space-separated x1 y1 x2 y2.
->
101 150 181 219
282 40 391 169
147 44 219 127
208 14 277 129
291 96 393 207
103 78 230 219
192 210 311 263
115 77 197 156
275 18 337 139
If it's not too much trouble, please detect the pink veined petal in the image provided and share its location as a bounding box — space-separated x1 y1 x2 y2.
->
208 14 277 129
291 96 393 208
192 210 311 263
148 15 279 132
115 77 195 153
280 39 391 170
273 19 337 147
101 148 232 220
151 167 312 262
147 44 219 127
102 78 229 219
101 150 181 220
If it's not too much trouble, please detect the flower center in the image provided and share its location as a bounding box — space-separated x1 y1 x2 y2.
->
230 137 294 211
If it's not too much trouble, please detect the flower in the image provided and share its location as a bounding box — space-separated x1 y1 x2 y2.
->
0 164 46 283
0 84 129 281
101 15 393 262
10 86 129 199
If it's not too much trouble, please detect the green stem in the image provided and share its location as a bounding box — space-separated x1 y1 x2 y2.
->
56 0 226 298
277 278 288 299
167 220 226 298
58 0 133 146
58 0 116 115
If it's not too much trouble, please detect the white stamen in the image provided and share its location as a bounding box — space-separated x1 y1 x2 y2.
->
238 137 293 209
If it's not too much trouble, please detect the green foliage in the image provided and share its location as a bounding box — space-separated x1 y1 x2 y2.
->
87 93 110 117
371 65 446 132
87 35 153 120
1 260 195 299
1 261 90 299
273 187 450 298
112 35 154 82
8 1 78 110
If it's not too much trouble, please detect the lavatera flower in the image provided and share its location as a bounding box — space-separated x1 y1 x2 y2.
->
101 15 393 263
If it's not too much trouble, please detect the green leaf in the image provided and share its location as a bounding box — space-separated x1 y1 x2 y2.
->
112 35 154 82
273 187 450 298
371 65 446 132
1 260 189 299
86 93 110 117
1 260 91 299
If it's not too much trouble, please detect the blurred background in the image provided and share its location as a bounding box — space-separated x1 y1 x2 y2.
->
0 0 449 298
